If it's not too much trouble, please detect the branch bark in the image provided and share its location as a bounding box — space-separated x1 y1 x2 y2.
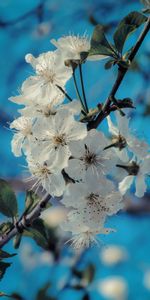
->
88 17 150 130
0 194 51 248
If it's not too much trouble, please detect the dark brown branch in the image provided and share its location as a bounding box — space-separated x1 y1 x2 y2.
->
88 17 150 130
0 194 51 248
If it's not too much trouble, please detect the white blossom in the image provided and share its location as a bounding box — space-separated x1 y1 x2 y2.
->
10 116 33 157
10 51 72 105
51 35 90 61
51 34 108 62
66 228 115 249
26 155 65 197
31 110 87 169
98 276 128 300
107 111 149 162
118 156 150 197
65 129 115 181
100 245 128 266
61 174 123 215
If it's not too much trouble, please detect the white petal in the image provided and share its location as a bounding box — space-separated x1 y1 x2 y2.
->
119 175 134 195
115 111 130 137
107 115 118 136
11 133 24 157
115 148 129 162
65 159 85 181
140 156 150 174
87 55 109 61
135 174 147 198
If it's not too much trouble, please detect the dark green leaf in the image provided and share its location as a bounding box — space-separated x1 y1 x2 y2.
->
13 234 22 249
0 261 11 280
0 250 16 260
23 218 49 250
80 51 89 63
0 179 18 218
89 24 117 58
105 59 116 69
113 11 147 53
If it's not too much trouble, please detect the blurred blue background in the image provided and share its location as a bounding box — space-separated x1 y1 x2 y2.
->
0 0 150 299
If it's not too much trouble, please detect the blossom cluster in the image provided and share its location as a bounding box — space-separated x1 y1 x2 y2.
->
10 34 150 248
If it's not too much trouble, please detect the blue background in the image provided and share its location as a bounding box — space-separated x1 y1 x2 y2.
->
0 0 150 299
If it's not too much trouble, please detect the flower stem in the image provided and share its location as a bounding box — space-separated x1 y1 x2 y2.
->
72 70 87 113
79 64 89 113
56 85 73 102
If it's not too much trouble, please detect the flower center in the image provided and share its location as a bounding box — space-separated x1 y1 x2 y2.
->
83 144 97 167
115 134 127 151
53 134 66 146
38 67 56 83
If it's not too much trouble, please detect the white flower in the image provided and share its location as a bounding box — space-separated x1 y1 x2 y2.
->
10 51 72 105
61 174 123 215
10 116 33 157
107 111 149 162
118 156 150 197
31 110 87 169
51 35 90 61
65 129 115 181
65 228 115 249
100 245 128 266
98 276 128 300
26 155 65 197
19 99 81 119
51 34 108 62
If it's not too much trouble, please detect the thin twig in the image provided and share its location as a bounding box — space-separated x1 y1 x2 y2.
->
88 17 150 130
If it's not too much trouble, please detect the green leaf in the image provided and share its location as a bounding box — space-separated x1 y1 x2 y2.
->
80 51 89 63
113 11 147 53
0 250 16 260
89 24 117 58
0 222 12 235
13 233 22 249
0 261 11 280
23 218 49 250
105 59 116 69
25 191 41 214
0 179 18 218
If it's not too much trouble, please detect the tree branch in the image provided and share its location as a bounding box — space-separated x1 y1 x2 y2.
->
0 194 51 248
88 17 150 130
